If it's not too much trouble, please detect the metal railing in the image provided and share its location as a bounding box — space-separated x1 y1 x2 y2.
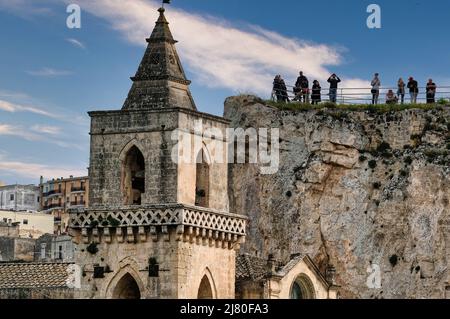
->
271 84 450 105
43 189 63 197
43 203 63 210
70 201 85 206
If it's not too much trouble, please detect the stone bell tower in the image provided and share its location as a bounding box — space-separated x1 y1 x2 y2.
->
70 7 246 299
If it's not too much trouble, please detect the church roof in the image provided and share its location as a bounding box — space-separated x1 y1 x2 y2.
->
236 253 330 287
236 254 269 282
122 7 196 111
0 262 74 289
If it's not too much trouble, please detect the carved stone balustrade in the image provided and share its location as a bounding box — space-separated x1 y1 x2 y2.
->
69 204 247 249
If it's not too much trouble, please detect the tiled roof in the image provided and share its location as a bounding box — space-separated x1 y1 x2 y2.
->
0 263 74 289
236 254 268 282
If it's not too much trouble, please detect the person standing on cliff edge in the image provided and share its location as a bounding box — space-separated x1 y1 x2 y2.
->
273 75 290 103
311 80 322 104
426 79 437 104
407 77 419 104
327 73 341 103
295 71 309 103
397 78 406 104
371 73 381 105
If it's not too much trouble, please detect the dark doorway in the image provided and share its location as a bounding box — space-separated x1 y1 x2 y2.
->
112 273 141 299
197 274 214 299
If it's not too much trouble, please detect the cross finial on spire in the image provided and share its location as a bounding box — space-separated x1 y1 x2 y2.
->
162 0 171 9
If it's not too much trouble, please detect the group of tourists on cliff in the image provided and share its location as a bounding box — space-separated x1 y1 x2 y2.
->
272 72 438 105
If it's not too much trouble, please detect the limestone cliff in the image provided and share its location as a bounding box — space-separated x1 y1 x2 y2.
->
225 95 450 299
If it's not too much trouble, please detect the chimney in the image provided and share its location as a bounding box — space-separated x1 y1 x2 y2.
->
326 266 337 285
267 254 277 275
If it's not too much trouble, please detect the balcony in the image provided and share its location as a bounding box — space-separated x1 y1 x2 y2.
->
43 203 64 210
43 190 63 198
70 204 246 234
70 201 85 207
71 186 86 193
69 204 247 245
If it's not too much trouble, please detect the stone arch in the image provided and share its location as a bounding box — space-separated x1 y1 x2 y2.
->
289 273 316 299
105 263 145 299
112 273 141 299
120 140 146 205
197 268 217 299
195 143 211 208
199 142 212 165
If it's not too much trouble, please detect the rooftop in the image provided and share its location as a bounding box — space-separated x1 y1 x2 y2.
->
236 254 270 282
41 176 89 185
0 262 74 289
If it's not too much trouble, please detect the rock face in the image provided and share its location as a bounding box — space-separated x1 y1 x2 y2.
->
225 95 450 299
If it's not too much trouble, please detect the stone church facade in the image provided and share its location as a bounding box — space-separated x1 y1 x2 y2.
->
66 7 337 299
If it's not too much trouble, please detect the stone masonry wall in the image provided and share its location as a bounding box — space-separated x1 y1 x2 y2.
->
73 227 236 299
88 110 179 207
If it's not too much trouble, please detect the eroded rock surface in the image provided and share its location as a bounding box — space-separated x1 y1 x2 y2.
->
225 95 450 298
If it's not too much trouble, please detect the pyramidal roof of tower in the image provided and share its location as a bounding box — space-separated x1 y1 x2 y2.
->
122 7 197 111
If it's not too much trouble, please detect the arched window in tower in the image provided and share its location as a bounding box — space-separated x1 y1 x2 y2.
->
195 149 210 208
122 145 145 205
290 274 316 299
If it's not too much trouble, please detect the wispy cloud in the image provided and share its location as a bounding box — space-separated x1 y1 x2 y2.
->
31 125 61 135
0 92 89 126
0 154 87 181
70 0 368 95
2 0 368 94
26 67 72 77
0 124 40 141
0 99 56 118
0 90 32 101
66 38 86 50
0 0 54 17
0 123 85 150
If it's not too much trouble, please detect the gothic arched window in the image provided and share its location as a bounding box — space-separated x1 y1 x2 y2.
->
122 145 145 205
195 149 210 208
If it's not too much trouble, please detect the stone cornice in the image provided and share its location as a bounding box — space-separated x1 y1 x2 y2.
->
130 75 191 85
88 107 231 125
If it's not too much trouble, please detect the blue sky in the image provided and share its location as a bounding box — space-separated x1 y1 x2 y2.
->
0 0 450 185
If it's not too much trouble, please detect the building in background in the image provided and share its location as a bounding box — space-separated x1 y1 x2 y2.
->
0 237 36 262
0 211 54 238
0 220 20 238
34 234 75 262
0 184 40 212
40 176 89 234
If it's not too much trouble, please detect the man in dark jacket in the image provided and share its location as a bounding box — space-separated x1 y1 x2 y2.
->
327 73 341 103
426 79 437 104
295 71 309 103
407 77 419 104
273 75 289 103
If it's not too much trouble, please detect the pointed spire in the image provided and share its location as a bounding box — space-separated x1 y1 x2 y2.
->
122 7 196 111
147 8 175 44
